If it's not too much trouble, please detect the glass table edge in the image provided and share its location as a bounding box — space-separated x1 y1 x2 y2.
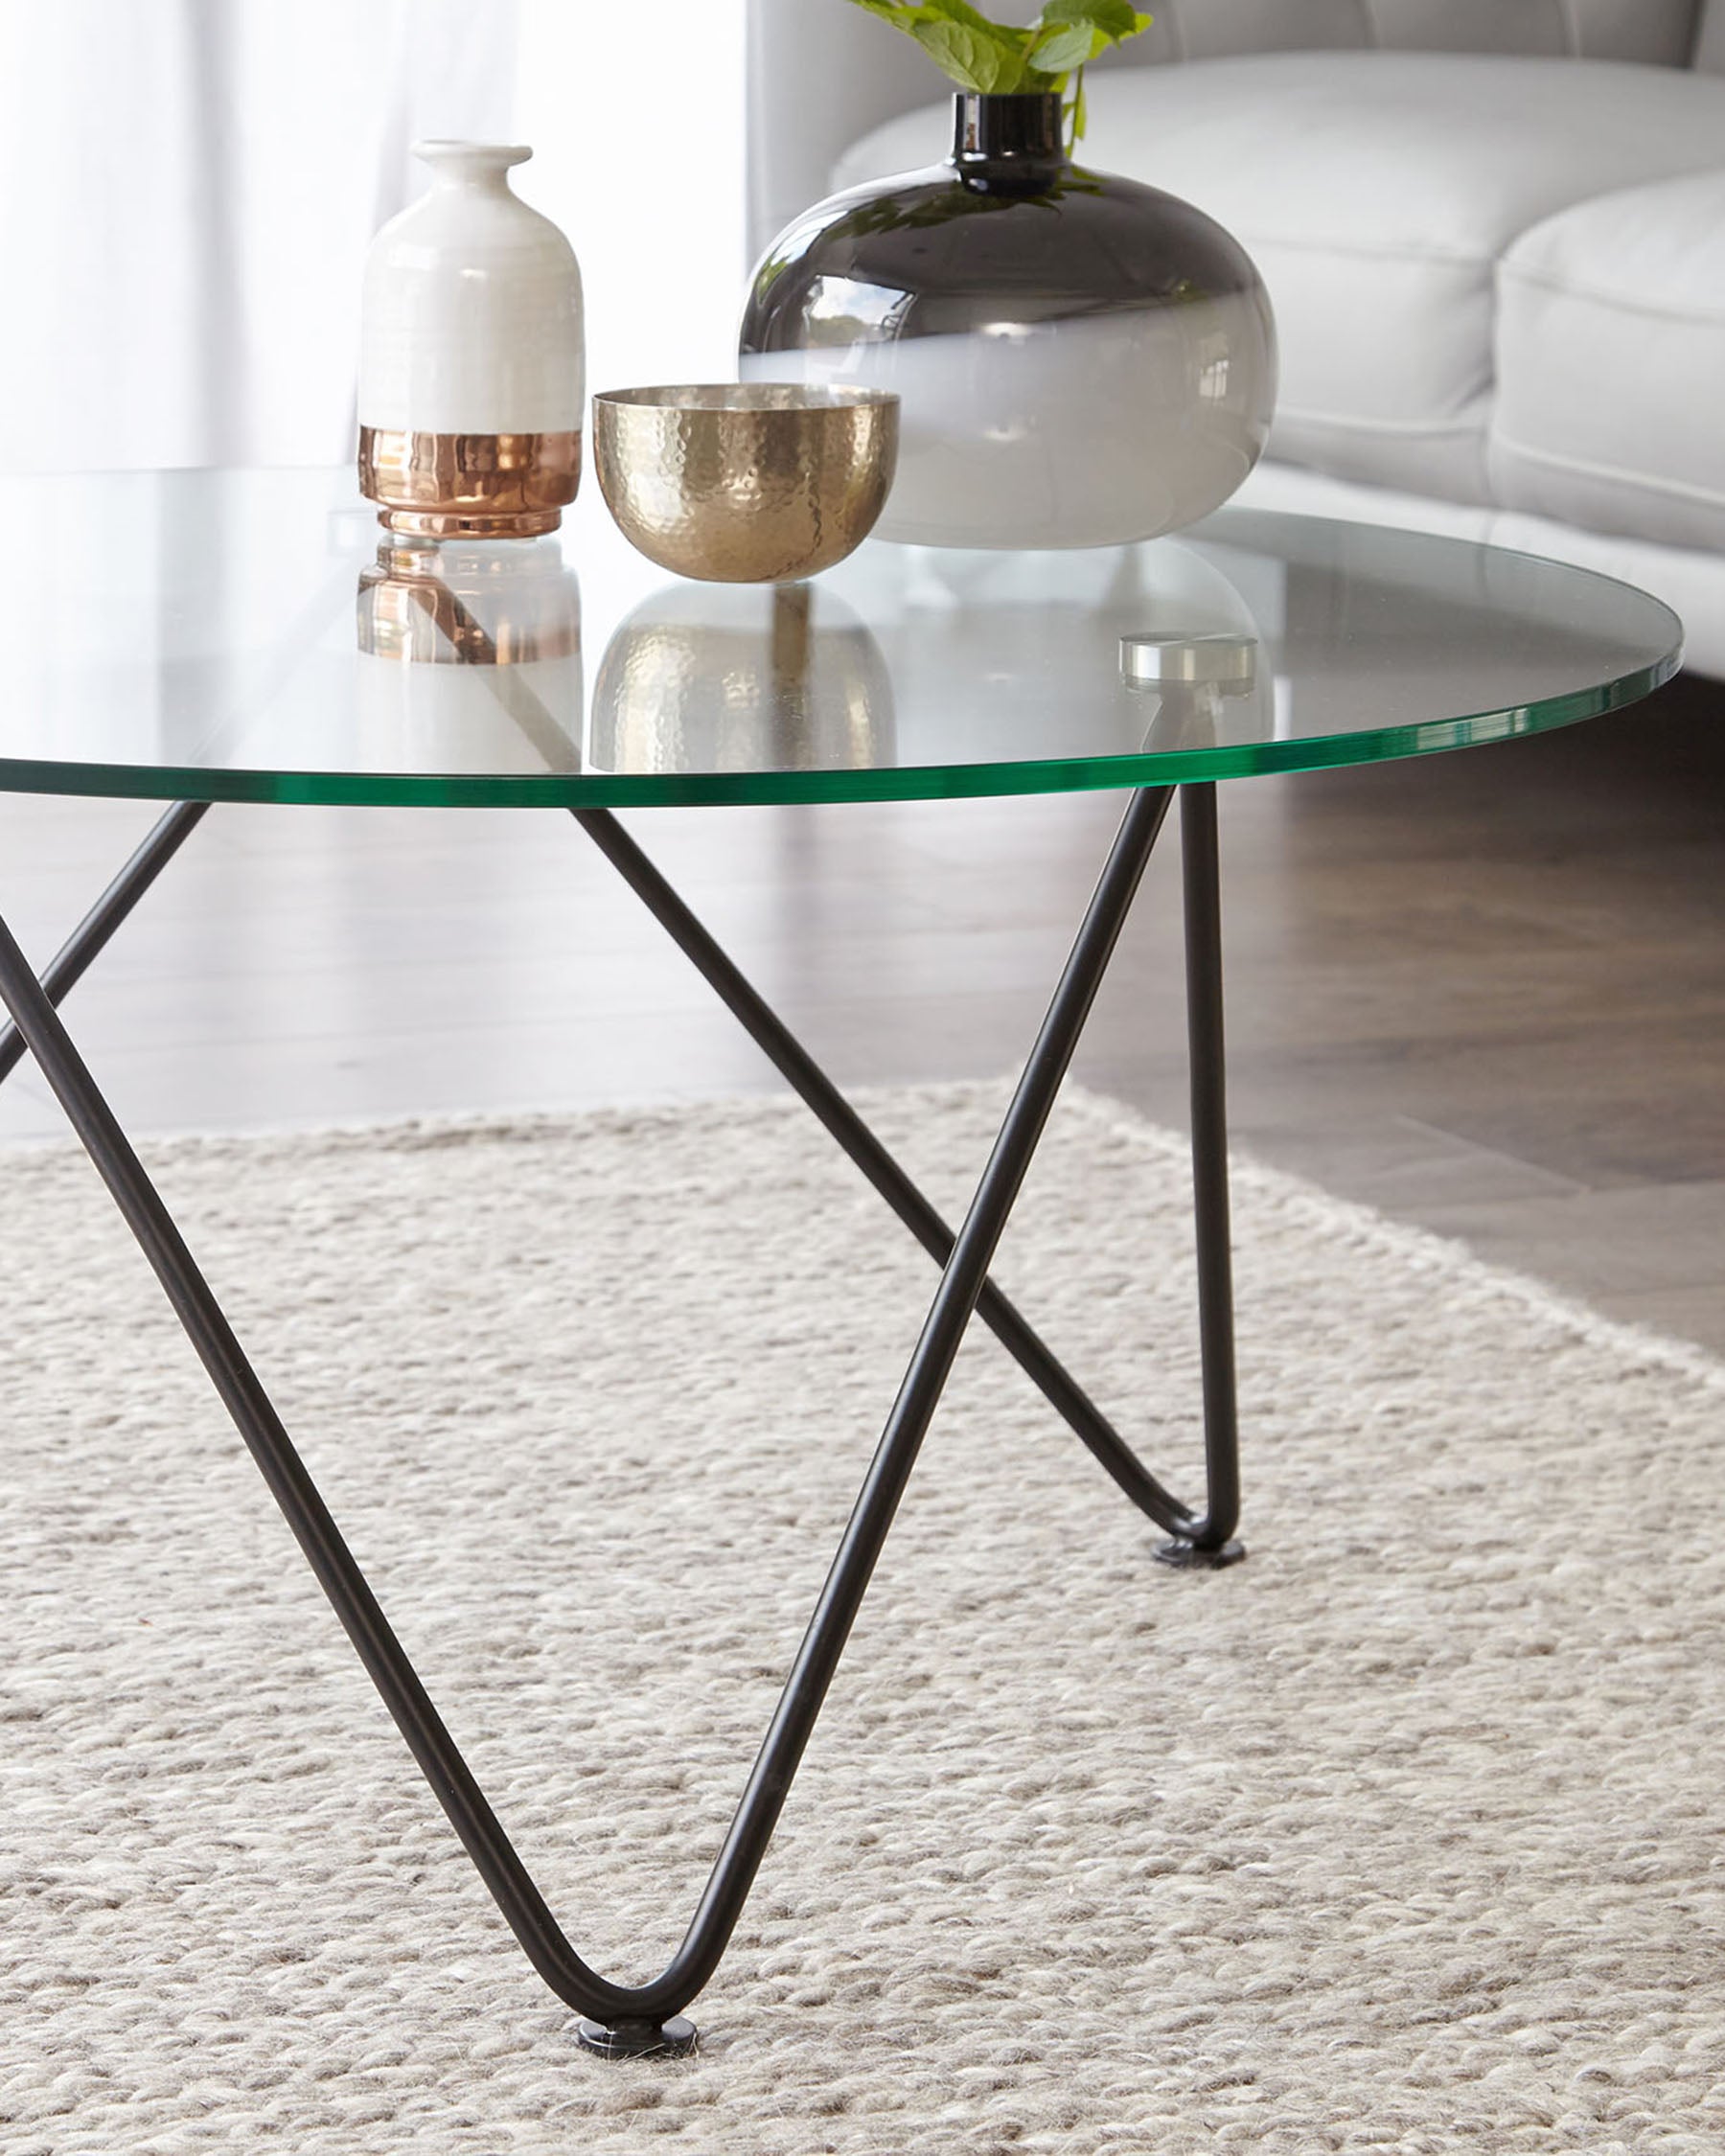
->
0 648 1682 813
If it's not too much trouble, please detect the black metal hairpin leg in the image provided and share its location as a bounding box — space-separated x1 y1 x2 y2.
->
0 799 208 1091
1155 785 1244 1568
0 783 1173 2057
570 797 1243 1565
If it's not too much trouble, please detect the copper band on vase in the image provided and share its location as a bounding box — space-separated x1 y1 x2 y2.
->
357 427 583 537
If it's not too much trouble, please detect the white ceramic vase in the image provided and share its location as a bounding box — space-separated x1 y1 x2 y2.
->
358 142 585 537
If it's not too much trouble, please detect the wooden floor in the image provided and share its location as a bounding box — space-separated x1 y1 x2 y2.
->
1 677 1720 1352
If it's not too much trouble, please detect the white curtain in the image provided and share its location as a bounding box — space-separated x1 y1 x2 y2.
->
515 0 749 403
0 0 753 772
0 0 518 471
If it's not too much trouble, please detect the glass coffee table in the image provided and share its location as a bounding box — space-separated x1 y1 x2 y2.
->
0 471 1682 2055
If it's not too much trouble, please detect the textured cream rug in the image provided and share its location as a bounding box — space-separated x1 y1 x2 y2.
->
2 1085 1723 2155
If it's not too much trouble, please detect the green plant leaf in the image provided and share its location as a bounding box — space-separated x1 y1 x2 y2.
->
1035 0 1145 37
922 0 1039 84
910 18 1030 92
920 0 1008 29
841 0 1152 99
1028 22 1099 73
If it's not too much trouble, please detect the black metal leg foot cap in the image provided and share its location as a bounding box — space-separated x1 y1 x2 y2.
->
577 2014 698 2061
1155 1537 1246 1571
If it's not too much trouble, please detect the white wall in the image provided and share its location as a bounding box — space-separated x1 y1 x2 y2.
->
515 0 750 403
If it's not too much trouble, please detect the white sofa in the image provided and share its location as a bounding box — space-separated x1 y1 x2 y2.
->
747 0 1725 675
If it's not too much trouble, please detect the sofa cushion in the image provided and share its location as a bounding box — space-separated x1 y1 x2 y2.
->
1491 170 1725 553
1102 0 1701 65
833 53 1725 508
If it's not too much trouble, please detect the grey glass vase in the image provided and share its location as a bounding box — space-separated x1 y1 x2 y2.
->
740 92 1276 551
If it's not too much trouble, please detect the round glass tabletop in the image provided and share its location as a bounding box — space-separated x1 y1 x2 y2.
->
0 469 1682 809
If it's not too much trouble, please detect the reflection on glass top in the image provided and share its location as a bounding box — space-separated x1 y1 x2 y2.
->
0 468 1681 808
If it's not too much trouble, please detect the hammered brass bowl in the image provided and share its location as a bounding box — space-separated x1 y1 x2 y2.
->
592 384 899 584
